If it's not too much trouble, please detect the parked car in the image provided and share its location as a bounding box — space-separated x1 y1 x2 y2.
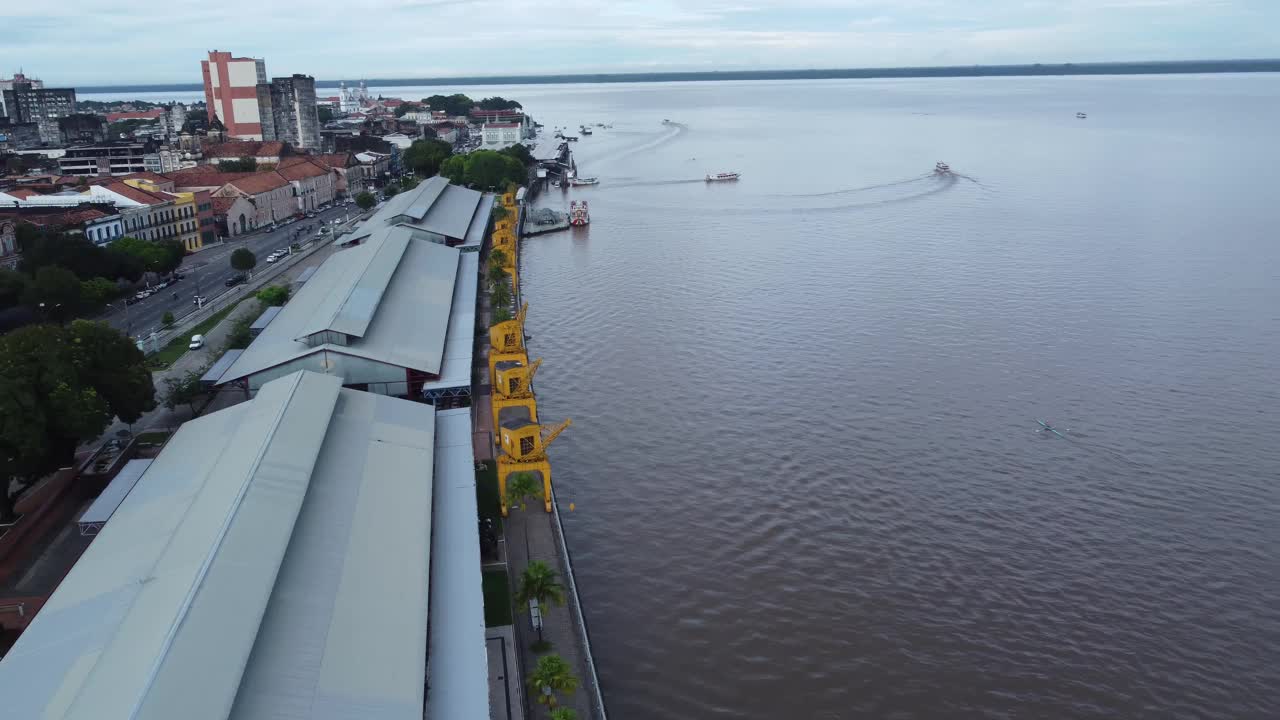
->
192 295 207 305
225 274 247 287
188 334 205 350
266 254 278 263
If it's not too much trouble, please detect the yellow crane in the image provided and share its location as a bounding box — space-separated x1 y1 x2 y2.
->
491 357 541 440
489 302 528 356
498 418 572 514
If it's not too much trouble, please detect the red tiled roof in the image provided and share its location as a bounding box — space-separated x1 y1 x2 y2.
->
202 140 286 159
315 153 354 168
1 207 110 227
165 168 252 190
6 188 38 199
227 173 290 195
105 109 164 122
211 196 248 216
102 182 169 205
276 159 328 181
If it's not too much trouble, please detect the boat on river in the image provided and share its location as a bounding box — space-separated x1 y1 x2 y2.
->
705 172 740 182
934 161 951 174
1077 112 1088 119
570 177 599 186
570 201 590 226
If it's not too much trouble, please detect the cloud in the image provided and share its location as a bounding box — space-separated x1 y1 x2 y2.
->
0 0 1272 85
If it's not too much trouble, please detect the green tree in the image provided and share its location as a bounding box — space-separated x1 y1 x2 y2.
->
491 282 511 311
383 184 401 199
499 143 534 166
354 191 376 211
492 204 511 222
527 654 578 711
489 248 509 269
256 285 290 306
80 277 119 311
217 156 257 172
478 96 522 110
402 176 420 190
161 311 175 327
452 150 526 191
24 266 83 320
393 102 423 118
225 315 254 350
505 471 542 512
156 239 187 273
161 370 205 414
425 93 474 117
487 263 509 290
0 321 155 521
0 269 30 310
550 709 578 720
19 227 142 282
492 306 512 323
402 138 453 177
515 560 566 644
111 236 173 274
439 155 467 183
230 247 257 274
317 105 335 124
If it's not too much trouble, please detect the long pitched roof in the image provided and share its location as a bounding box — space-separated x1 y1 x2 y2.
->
219 226 461 382
0 371 439 720
340 176 486 244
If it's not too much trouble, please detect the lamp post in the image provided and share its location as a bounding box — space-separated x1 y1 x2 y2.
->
106 301 132 335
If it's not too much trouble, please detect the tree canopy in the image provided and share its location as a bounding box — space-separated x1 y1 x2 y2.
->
18 225 144 282
230 248 257 273
440 150 525 191
499 143 534 166
527 654 578 710
256 285 289 306
317 105 335 124
0 320 156 520
402 138 453 177
23 266 83 321
217 156 258 173
393 102 423 118
354 191 376 211
478 96 523 110
111 237 184 275
424 93 474 117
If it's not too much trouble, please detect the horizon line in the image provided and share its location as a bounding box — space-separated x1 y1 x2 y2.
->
75 58 1280 94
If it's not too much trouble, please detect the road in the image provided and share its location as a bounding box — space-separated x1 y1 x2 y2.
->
101 203 359 339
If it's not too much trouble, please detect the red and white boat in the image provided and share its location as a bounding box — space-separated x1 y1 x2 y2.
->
569 201 590 226
705 172 740 182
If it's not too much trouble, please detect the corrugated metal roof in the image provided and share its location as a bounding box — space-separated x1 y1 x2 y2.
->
0 371 343 720
218 228 460 382
424 408 489 719
462 194 495 249
200 349 245 385
249 305 282 332
420 251 478 397
295 230 411 341
78 459 153 527
377 176 448 224
420 184 483 240
229 385 437 720
295 266 318 284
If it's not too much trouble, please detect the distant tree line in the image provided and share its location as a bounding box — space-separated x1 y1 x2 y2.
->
422 94 521 117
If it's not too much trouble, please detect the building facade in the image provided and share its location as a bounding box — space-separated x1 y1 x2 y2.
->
0 119 42 150
260 74 320 150
201 51 269 140
1 82 76 145
58 142 154 177
481 123 521 149
0 72 43 119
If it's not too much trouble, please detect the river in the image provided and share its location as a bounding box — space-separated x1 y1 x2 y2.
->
89 75 1280 718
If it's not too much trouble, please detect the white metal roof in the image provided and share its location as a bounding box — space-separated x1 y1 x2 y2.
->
0 371 441 720
229 383 437 720
461 193 495 249
295 230 410 341
420 251 478 398
420 184 483 240
340 177 486 246
78 458 153 530
248 305 282 332
200 348 245 386
218 228 461 382
425 408 489 720
0 371 343 720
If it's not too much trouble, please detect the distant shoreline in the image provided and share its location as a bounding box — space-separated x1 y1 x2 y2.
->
79 59 1280 94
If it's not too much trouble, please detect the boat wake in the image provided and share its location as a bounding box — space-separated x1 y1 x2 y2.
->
591 123 687 168
796 172 960 213
603 178 707 189
782 173 934 198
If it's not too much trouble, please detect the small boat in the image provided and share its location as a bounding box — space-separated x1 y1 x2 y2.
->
705 172 740 182
934 161 951 174
1076 112 1087 119
570 177 599 186
581 127 592 135
565 136 579 142
569 201 590 226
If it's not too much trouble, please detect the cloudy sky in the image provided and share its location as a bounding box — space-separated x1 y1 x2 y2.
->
2 0 1275 87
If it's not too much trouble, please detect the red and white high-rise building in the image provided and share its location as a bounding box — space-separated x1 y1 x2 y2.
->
201 50 269 140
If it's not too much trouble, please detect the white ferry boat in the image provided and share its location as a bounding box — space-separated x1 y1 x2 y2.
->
934 161 951 174
570 177 599 186
705 172 740 182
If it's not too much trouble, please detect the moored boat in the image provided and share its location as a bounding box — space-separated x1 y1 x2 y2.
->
569 200 590 226
705 172 740 182
570 177 599 186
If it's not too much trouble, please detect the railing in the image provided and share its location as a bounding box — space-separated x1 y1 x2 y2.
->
548 483 609 720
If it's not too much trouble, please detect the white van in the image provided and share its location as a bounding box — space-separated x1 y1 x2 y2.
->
188 334 205 350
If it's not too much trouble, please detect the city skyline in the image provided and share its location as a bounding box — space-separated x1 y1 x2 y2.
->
2 0 1276 86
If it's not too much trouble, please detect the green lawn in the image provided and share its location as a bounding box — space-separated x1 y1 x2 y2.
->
146 301 242 370
476 462 502 527
135 431 171 446
483 570 513 627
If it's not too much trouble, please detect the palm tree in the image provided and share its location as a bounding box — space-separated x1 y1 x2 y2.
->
527 654 579 710
515 560 565 644
487 263 509 289
489 248 509 269
492 306 512 323
491 282 512 312
505 471 542 512
550 709 578 720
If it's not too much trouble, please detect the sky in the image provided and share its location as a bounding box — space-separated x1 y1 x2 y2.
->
1 0 1276 87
